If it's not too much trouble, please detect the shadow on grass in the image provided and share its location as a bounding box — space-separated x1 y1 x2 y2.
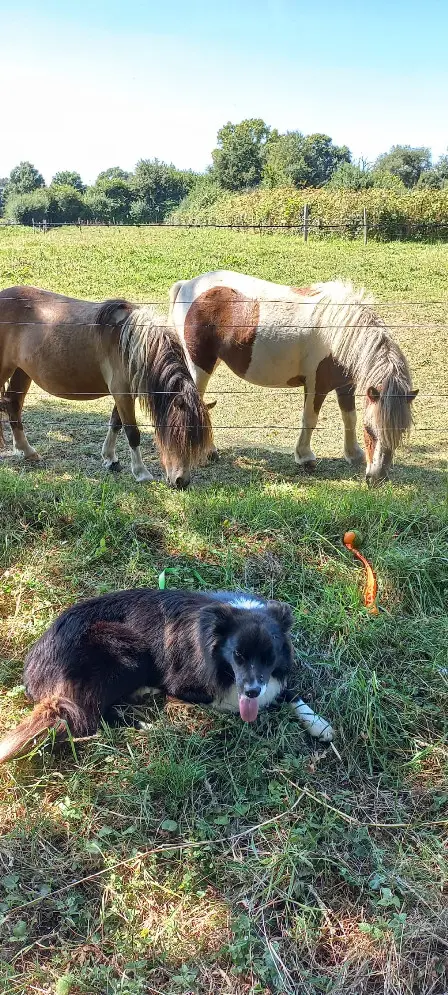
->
0 400 446 495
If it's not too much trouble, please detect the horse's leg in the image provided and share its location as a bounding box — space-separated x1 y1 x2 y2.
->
101 404 123 472
336 386 365 464
294 381 326 471
112 393 153 482
4 369 39 461
0 402 7 450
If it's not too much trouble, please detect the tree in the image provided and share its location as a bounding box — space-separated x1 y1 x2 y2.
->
301 134 351 186
8 161 45 194
4 189 49 225
170 171 221 219
417 170 443 189
372 146 431 188
417 151 448 189
212 119 273 191
52 171 85 193
0 177 8 214
262 131 306 188
327 161 373 190
419 151 448 189
435 151 448 181
130 159 193 220
84 178 133 223
263 131 351 188
370 170 406 191
48 185 86 223
96 167 130 183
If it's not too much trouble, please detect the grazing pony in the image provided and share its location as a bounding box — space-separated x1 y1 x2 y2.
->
169 271 418 485
0 286 212 487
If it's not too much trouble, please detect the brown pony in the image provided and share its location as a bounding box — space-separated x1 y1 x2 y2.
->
169 271 418 485
0 286 212 487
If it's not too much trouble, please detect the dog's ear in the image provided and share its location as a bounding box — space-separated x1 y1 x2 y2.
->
200 602 235 639
266 600 293 630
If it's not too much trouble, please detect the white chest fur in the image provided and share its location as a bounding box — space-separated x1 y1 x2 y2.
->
212 676 285 713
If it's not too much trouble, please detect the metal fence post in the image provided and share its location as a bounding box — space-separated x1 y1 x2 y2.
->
303 203 309 242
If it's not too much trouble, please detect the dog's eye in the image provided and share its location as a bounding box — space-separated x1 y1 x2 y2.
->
234 650 245 664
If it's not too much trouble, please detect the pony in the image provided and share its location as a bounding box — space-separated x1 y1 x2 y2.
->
169 271 418 485
0 286 212 487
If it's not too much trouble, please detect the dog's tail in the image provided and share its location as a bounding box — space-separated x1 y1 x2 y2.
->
0 694 90 763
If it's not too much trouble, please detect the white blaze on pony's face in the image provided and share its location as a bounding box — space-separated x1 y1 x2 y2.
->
363 385 419 486
363 386 392 485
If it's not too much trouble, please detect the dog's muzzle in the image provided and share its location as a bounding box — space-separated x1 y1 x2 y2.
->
243 683 262 699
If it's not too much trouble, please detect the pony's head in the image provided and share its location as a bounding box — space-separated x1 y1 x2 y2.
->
363 381 418 486
315 285 418 487
158 380 213 489
120 306 213 489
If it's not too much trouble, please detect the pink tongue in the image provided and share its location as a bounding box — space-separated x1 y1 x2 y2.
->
239 695 259 722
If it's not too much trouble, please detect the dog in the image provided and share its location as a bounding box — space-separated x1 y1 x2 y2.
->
0 589 334 762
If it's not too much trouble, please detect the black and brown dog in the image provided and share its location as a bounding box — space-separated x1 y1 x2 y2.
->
0 589 333 762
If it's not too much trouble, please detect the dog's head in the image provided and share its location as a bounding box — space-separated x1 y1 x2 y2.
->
203 598 294 722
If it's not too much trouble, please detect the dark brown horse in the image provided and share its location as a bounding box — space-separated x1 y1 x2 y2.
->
0 286 212 487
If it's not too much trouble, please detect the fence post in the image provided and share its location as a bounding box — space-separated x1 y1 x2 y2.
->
303 203 309 243
363 207 368 245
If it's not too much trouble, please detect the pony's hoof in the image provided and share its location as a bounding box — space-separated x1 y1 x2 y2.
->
133 468 153 483
208 449 220 463
108 460 122 474
344 449 365 466
299 460 317 474
23 450 40 462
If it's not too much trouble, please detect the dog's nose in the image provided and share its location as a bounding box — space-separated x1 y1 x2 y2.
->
243 685 261 699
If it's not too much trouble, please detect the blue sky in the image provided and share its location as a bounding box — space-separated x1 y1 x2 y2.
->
1 0 446 184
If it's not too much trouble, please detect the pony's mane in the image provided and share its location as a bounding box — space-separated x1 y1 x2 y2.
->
118 305 212 465
312 281 414 450
96 298 134 326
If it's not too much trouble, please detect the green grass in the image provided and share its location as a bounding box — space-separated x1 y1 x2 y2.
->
0 227 447 995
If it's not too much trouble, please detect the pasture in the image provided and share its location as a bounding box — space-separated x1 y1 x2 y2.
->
0 226 447 995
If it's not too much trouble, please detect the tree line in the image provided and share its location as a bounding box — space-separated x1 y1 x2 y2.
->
1 119 447 226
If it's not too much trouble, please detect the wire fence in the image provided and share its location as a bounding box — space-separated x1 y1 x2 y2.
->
2 216 448 242
2 391 448 399
1 262 447 446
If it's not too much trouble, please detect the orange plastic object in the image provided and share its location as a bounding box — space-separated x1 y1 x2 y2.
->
343 530 379 615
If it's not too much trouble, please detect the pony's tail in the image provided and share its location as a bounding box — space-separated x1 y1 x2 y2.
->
122 310 213 467
377 376 413 451
168 279 187 319
0 694 90 763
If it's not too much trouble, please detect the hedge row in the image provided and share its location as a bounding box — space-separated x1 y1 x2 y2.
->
169 187 448 240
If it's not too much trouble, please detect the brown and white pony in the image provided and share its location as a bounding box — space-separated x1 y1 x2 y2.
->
0 287 212 487
169 271 418 485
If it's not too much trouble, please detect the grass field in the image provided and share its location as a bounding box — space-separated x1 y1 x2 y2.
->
0 226 447 995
